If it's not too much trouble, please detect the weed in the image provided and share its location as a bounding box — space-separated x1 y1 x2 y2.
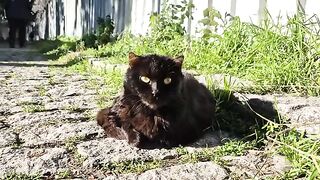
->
177 140 254 164
63 103 84 113
64 135 86 153
102 159 163 175
36 85 47 97
33 36 78 59
82 110 96 121
56 169 72 179
271 129 320 179
22 104 45 113
48 77 59 86
74 151 87 166
3 172 42 180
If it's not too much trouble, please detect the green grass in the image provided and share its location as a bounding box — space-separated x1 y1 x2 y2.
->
31 36 78 60
101 140 252 175
177 140 254 164
102 159 164 175
56 169 72 179
272 129 320 179
66 13 319 96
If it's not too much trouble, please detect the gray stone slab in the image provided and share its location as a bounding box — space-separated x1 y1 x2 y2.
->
77 139 178 168
238 94 320 135
103 162 228 180
19 121 101 147
0 147 69 178
222 150 291 179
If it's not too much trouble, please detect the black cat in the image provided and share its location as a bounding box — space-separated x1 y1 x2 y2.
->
97 52 216 148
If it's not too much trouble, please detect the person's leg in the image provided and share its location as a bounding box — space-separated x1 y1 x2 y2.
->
8 18 17 48
18 20 27 47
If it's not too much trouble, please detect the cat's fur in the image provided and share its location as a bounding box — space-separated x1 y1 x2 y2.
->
97 52 216 148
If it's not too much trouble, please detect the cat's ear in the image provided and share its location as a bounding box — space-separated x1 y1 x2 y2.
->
128 52 139 66
173 55 184 68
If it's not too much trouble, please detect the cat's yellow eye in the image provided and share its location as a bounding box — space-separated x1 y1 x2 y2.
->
164 77 172 85
140 76 150 83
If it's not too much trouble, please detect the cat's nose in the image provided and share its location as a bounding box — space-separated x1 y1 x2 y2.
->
151 82 158 96
152 89 159 96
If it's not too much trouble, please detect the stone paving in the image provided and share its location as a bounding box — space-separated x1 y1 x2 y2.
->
0 48 318 179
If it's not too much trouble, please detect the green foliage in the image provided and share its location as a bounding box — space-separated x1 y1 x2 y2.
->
80 15 115 48
97 15 115 44
275 130 320 179
149 0 194 41
81 33 98 48
32 36 78 59
56 169 72 179
199 7 225 40
22 104 45 113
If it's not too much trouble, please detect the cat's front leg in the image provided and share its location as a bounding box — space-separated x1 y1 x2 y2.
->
96 108 127 140
121 122 141 147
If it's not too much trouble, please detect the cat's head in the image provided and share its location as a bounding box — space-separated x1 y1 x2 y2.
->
125 52 184 109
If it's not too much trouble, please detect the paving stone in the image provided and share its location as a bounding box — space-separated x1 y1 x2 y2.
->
19 121 101 147
0 147 70 178
104 162 228 180
77 138 178 168
237 94 320 135
222 150 291 179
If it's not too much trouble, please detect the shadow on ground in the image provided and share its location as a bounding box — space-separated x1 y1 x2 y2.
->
185 89 280 149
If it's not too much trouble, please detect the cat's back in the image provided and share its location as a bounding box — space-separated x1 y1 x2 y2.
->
182 73 215 102
180 72 216 118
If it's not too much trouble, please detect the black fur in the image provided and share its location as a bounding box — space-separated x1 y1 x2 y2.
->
97 53 216 148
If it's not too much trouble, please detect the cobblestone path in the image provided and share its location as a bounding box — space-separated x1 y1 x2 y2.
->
0 49 224 179
0 48 318 179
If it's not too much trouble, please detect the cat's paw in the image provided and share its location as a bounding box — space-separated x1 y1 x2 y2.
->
127 129 141 147
96 108 111 126
154 116 170 130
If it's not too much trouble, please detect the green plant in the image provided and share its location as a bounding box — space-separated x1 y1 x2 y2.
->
97 15 115 45
199 7 226 40
56 169 72 179
81 33 97 48
33 36 78 59
64 135 86 152
271 129 320 179
149 0 194 41
22 104 45 113
102 160 163 175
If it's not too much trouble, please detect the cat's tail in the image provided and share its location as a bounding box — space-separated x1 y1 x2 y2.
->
214 91 279 140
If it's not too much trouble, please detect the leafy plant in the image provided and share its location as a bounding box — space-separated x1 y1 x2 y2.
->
199 7 227 41
149 0 194 41
80 15 115 48
81 33 97 48
97 15 115 45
